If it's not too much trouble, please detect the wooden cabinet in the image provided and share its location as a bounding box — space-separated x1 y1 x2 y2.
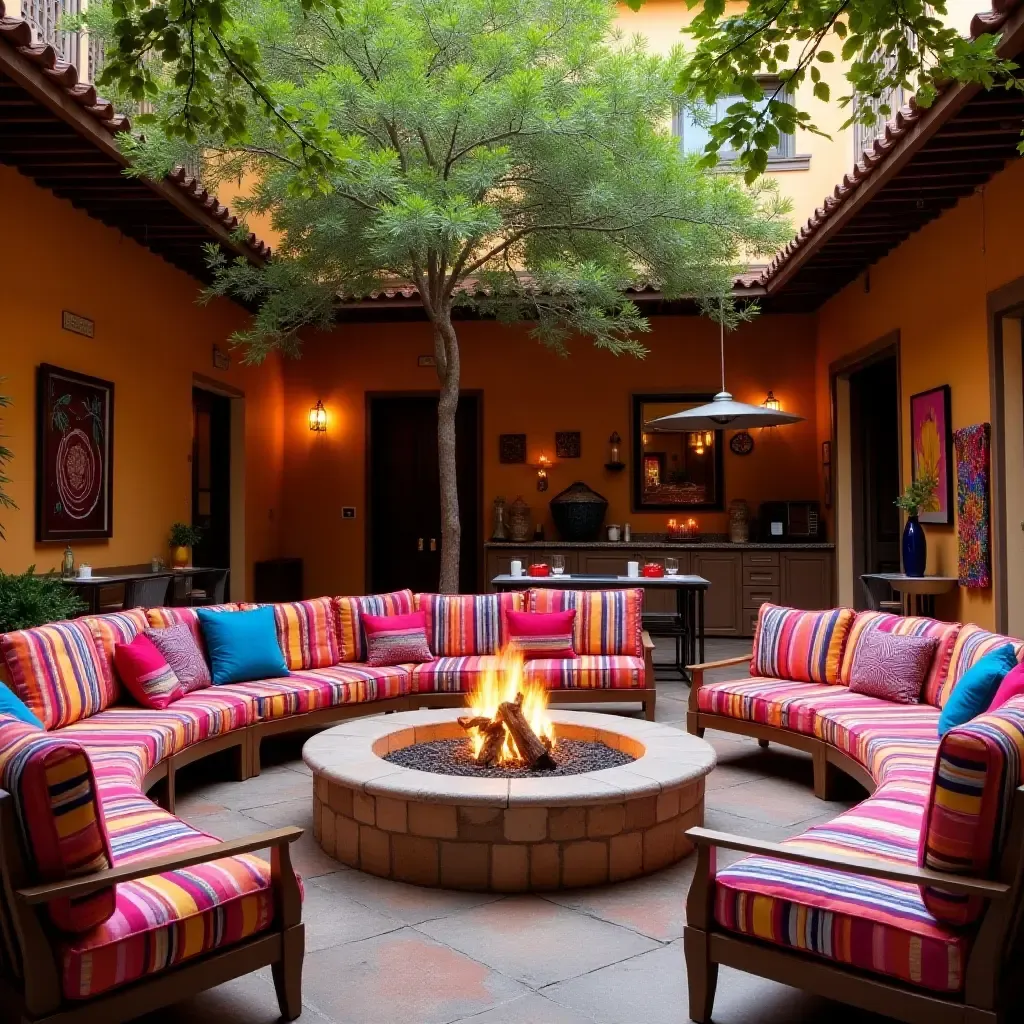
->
781 552 833 611
692 552 742 636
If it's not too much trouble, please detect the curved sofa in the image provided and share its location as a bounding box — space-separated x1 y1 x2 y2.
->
683 603 1024 1024
0 586 653 1023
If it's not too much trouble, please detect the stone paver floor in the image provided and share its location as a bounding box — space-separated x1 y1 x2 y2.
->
138 639 893 1024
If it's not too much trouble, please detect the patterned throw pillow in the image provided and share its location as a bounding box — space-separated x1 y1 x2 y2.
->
145 623 211 693
505 609 577 661
848 629 939 704
363 612 434 667
114 634 184 710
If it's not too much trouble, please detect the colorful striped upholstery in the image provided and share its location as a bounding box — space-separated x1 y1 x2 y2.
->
145 604 240 657
528 588 643 657
0 715 115 933
715 776 966 993
918 694 1024 926
229 663 412 721
333 590 414 662
523 655 644 690
81 610 151 692
1 620 114 729
938 624 1024 708
839 611 960 706
697 677 828 736
751 604 854 685
415 592 523 656
410 656 500 694
271 597 339 670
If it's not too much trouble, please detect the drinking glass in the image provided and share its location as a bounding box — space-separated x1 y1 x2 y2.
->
551 553 566 576
666 557 679 576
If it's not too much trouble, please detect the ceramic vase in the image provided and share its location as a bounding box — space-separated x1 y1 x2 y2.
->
902 515 927 577
172 545 190 568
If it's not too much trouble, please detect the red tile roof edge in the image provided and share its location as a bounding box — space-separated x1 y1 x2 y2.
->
758 0 1024 290
0 0 271 261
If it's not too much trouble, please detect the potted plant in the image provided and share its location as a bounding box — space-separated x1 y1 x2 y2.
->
169 522 202 568
0 567 85 632
895 471 938 577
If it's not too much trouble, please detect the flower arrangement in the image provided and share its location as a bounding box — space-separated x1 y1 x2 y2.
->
895 471 939 517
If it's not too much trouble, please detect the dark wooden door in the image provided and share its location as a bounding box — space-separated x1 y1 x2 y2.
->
191 387 231 569
692 551 742 635
369 394 480 593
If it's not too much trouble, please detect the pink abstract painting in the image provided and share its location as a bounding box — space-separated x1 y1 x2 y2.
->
910 385 952 524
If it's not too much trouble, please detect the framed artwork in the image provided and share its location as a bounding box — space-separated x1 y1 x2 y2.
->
499 433 526 464
555 431 581 459
631 394 723 511
910 384 953 524
953 423 991 588
36 364 114 542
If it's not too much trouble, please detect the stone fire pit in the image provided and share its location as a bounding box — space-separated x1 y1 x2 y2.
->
304 709 715 891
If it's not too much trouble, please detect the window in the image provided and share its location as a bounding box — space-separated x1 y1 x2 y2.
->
674 79 807 168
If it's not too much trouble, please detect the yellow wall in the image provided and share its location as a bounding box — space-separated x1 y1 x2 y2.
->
815 157 1024 629
279 313 820 597
0 165 285 597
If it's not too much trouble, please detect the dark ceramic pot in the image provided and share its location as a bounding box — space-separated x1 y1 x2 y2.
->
550 482 609 542
902 514 927 577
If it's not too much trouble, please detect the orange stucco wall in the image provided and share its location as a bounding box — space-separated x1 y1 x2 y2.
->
280 314 820 597
815 156 1024 628
0 165 284 597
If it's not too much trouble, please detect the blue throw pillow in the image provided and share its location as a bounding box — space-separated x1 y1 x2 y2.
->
0 682 43 729
938 643 1018 736
198 606 288 685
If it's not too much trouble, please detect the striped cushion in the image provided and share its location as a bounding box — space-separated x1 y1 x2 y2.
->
271 597 339 670
697 677 828 736
411 655 501 694
1 620 114 729
229 664 412 721
333 590 414 662
938 624 1024 708
0 715 115 933
918 695 1024 926
145 604 239 657
60 851 276 999
716 778 966 993
415 592 523 656
81 610 151 693
751 604 854 685
839 611 961 706
528 588 643 657
522 654 644 690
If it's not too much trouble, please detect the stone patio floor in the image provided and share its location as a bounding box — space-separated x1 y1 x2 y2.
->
141 639 896 1024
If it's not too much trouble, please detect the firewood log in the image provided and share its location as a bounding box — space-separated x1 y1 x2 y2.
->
499 693 556 770
476 719 506 766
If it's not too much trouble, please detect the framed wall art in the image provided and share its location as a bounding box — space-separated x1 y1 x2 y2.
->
499 433 527 464
555 431 581 459
36 364 114 542
910 384 953 524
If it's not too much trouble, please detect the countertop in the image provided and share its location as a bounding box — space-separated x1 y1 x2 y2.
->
484 539 834 551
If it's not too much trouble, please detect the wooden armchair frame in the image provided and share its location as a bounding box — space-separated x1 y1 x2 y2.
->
0 791 305 1024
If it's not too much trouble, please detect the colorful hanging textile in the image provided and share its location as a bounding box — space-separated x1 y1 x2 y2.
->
953 423 991 588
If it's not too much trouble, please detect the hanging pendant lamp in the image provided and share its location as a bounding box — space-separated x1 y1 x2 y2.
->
644 311 804 432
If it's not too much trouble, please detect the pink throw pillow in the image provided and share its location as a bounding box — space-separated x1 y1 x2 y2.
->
145 623 212 693
363 612 434 667
505 609 577 661
988 661 1024 712
848 629 939 704
114 634 184 710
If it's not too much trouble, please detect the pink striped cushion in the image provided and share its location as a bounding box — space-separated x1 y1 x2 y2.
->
113 635 183 710
363 612 433 667
751 604 854 685
506 609 576 660
528 588 643 657
333 590 414 662
271 597 339 670
938 624 1024 708
415 592 523 656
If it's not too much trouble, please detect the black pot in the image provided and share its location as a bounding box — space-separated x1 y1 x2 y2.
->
550 482 609 542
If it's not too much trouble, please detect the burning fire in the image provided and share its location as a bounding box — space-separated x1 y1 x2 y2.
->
464 646 555 765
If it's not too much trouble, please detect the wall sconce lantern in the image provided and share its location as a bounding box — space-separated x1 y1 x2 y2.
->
688 430 713 455
535 453 552 492
309 399 327 434
605 432 625 472
762 391 781 413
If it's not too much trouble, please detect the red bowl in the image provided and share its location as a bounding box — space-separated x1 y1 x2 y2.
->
642 564 665 578
527 563 551 577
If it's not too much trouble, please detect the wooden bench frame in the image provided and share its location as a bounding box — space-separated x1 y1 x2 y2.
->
683 653 1024 1024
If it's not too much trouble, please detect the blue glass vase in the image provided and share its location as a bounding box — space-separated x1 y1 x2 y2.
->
902 515 927 577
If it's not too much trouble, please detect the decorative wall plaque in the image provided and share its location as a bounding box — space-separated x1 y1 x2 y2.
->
555 431 581 459
499 433 527 464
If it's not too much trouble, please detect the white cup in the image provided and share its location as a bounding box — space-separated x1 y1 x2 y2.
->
510 560 523 577
78 565 92 579
627 561 640 578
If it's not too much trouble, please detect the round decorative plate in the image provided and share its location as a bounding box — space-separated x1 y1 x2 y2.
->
729 431 755 456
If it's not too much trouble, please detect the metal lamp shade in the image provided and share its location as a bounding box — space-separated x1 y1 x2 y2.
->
644 391 804 431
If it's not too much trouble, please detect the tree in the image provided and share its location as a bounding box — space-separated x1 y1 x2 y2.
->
0 384 15 541
91 0 790 591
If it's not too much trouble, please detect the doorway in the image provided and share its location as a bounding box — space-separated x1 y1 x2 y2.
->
368 393 481 593
192 386 232 569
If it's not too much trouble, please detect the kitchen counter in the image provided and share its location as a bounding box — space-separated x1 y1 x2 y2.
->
484 540 834 550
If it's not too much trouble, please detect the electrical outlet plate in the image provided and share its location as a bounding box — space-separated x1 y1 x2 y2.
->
342 507 357 519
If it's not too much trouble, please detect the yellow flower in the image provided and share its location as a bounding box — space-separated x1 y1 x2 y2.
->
916 413 941 481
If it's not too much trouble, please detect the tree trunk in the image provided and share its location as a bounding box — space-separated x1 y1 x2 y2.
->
433 312 461 593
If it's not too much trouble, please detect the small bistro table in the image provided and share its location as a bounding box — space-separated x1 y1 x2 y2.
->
492 572 709 677
61 564 220 614
860 572 958 618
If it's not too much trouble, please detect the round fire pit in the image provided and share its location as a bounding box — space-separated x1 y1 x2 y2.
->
304 709 715 891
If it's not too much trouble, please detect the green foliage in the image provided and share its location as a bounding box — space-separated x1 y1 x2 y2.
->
0 383 16 541
169 521 202 546
0 568 86 632
678 0 1023 183
895 471 938 516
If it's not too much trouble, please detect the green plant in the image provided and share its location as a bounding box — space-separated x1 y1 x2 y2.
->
895 471 939 516
169 522 202 547
0 567 85 632
0 381 16 540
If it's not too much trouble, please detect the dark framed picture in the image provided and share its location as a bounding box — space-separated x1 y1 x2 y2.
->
498 433 527 464
910 384 953 524
36 364 114 542
729 431 754 456
555 431 581 459
822 440 831 466
631 393 723 511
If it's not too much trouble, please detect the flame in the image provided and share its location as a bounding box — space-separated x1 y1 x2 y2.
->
466 646 555 764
